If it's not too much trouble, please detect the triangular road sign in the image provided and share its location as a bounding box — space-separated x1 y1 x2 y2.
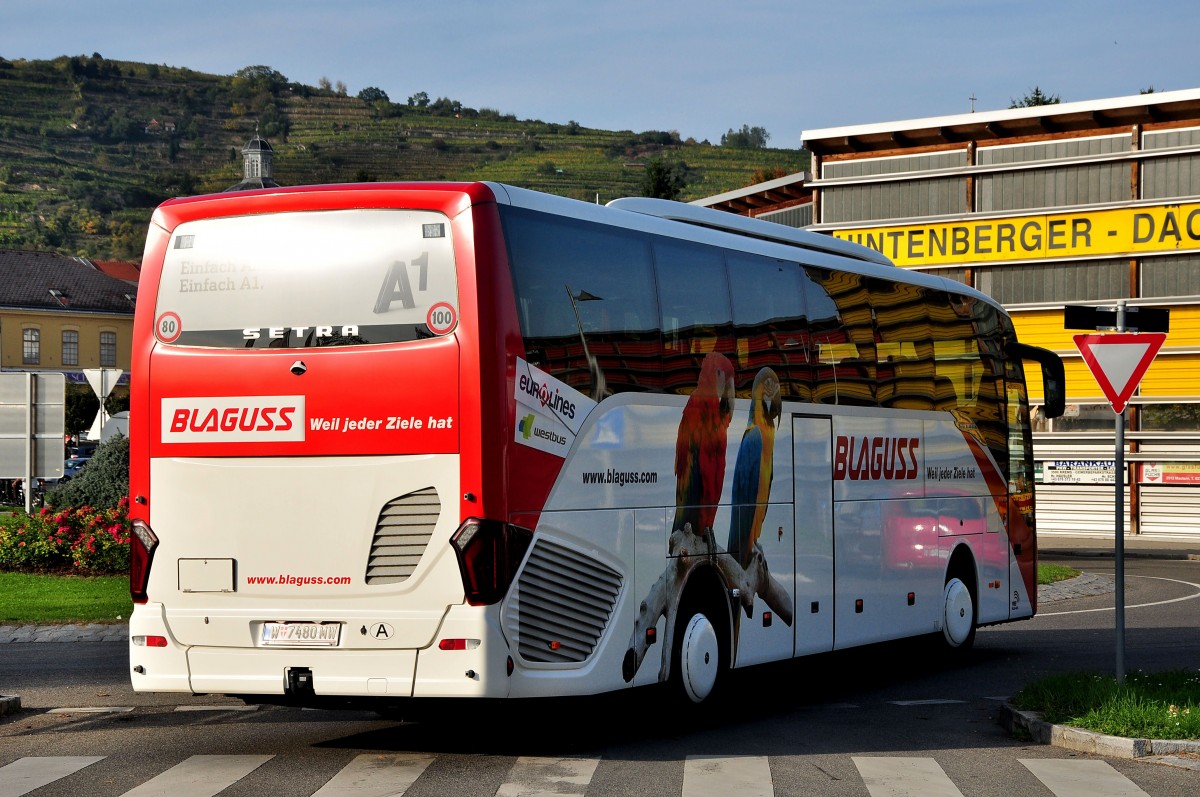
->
1073 333 1166 414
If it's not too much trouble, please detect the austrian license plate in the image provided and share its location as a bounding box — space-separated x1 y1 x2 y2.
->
261 622 341 647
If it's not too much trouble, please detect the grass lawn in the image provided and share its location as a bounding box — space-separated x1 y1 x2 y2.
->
1037 562 1081 585
1014 670 1200 740
0 572 131 624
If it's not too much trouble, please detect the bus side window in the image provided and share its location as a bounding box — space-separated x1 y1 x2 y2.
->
805 267 876 407
504 207 661 395
653 239 734 394
870 281 936 411
728 254 810 401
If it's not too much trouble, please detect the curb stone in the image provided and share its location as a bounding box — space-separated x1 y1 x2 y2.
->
1000 703 1200 770
0 623 127 643
0 694 19 716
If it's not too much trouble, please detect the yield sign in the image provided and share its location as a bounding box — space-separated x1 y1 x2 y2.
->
1073 333 1166 414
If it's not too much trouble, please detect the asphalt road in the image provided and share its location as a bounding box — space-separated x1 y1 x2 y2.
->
1 554 1198 796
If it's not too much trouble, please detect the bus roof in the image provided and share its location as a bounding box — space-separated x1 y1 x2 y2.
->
148 180 1004 317
485 182 1004 316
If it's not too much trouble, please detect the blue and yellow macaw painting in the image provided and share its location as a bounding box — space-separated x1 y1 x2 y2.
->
727 367 783 568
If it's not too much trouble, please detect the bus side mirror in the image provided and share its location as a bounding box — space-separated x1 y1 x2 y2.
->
1007 342 1066 419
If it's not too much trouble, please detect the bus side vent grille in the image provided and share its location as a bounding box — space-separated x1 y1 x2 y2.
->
366 487 440 585
512 538 623 664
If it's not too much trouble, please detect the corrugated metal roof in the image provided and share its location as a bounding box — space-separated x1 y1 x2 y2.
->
803 87 1200 156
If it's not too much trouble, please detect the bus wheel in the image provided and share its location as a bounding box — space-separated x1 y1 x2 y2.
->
675 610 722 703
942 576 976 650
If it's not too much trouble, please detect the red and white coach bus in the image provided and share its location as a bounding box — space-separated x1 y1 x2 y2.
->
128 182 1064 706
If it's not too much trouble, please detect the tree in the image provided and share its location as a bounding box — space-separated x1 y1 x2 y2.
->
640 158 689 200
721 124 770 149
357 86 389 103
1009 86 1060 108
408 91 430 108
47 433 129 511
232 65 288 97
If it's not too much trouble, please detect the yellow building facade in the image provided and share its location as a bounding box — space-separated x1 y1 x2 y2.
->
798 89 1200 538
0 250 135 396
1 307 132 374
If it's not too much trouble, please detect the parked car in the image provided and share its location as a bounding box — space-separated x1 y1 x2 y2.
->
61 457 90 481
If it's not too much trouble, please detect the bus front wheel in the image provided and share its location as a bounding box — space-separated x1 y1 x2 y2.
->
942 576 976 650
677 612 719 703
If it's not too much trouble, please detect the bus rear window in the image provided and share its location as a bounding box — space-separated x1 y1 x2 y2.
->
154 209 458 348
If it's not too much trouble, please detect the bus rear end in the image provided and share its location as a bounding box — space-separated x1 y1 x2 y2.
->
128 183 519 704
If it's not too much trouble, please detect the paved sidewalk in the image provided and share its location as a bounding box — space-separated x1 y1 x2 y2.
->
1038 571 1114 603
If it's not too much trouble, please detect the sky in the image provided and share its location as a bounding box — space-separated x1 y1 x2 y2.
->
2 1 1197 148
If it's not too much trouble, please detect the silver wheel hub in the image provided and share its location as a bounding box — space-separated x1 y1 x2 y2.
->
680 613 719 703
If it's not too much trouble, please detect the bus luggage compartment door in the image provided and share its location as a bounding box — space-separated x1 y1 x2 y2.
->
792 415 834 657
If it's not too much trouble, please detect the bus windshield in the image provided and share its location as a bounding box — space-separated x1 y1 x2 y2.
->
155 209 458 349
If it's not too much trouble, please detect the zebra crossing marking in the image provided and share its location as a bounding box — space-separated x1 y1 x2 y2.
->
494 756 600 797
311 753 435 796
854 757 963 797
683 755 773 797
0 753 1168 796
0 756 104 797
119 755 273 797
1020 759 1151 797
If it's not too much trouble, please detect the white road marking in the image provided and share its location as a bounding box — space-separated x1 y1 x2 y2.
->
1039 574 1200 617
1021 758 1151 797
311 753 436 796
853 756 962 797
119 755 272 797
494 756 600 797
683 755 773 797
0 756 105 797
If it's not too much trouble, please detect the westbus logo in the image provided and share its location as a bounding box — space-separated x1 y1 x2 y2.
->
519 413 535 439
162 396 306 443
833 435 920 481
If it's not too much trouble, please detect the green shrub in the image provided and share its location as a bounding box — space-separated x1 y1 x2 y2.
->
0 499 130 574
48 433 128 510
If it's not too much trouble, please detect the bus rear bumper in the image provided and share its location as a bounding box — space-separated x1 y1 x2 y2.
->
129 603 512 699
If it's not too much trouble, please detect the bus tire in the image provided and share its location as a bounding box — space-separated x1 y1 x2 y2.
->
672 583 729 704
942 575 976 650
677 611 719 703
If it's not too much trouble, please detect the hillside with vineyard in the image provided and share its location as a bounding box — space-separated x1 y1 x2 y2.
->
0 55 808 260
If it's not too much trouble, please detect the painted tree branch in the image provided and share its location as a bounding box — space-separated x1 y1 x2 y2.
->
624 522 794 683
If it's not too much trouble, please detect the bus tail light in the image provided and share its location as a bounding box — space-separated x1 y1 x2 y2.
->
438 638 481 651
130 519 158 604
132 635 168 647
450 519 532 606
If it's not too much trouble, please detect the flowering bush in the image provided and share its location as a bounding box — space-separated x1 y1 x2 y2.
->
0 497 130 574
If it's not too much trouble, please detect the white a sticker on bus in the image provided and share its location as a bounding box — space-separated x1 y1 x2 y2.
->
162 396 306 443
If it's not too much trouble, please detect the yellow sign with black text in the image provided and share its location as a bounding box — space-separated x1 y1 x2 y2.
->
832 203 1200 267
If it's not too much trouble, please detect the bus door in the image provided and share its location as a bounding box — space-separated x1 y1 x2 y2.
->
792 415 834 656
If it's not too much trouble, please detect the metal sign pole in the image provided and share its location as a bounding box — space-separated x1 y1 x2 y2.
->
1114 301 1126 685
24 373 33 515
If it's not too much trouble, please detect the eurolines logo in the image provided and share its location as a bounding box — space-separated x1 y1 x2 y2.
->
519 413 535 440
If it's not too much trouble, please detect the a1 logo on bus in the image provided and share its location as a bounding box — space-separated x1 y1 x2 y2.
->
374 254 430 314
